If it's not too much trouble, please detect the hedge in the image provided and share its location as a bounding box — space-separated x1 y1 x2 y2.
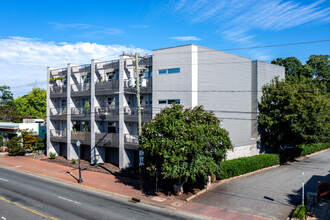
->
217 143 330 180
279 143 330 163
216 154 280 179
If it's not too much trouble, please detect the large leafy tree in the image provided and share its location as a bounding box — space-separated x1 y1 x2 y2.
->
14 88 46 119
271 57 304 79
0 85 21 122
0 85 14 107
258 77 330 150
139 104 232 184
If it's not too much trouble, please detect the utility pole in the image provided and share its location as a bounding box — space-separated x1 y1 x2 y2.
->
136 53 143 191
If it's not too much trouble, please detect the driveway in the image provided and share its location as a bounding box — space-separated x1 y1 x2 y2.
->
194 150 330 220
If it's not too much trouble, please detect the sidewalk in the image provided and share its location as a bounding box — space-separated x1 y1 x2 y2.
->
307 199 330 220
0 155 269 220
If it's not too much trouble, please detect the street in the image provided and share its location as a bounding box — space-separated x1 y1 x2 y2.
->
194 149 330 220
0 166 200 220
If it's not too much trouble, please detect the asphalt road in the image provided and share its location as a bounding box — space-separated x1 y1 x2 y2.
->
0 166 200 220
194 149 330 220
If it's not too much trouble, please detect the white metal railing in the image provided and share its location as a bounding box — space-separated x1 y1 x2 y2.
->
50 85 67 94
94 107 119 115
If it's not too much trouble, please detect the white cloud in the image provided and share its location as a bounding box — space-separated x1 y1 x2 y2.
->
170 36 201 41
0 37 149 97
173 0 330 58
48 22 124 37
130 25 149 29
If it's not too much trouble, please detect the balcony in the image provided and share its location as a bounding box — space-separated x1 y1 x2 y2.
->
50 129 67 143
71 83 91 97
124 78 152 94
71 107 90 120
124 106 152 122
71 131 90 145
95 107 119 121
95 132 119 147
50 108 67 120
95 80 119 95
124 134 139 150
50 85 67 98
50 107 67 116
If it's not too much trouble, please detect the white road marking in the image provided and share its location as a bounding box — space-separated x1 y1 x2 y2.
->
0 178 8 182
58 196 81 205
2 217 6 220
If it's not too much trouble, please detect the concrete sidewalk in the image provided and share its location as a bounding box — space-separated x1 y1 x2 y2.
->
0 155 269 220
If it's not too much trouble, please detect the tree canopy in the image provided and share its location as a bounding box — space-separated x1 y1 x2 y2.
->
14 88 46 119
258 76 330 150
139 104 232 184
0 85 14 107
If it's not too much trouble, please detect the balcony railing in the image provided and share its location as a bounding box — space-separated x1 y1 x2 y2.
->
71 131 90 142
124 134 139 144
50 85 67 94
50 129 67 141
124 106 152 116
71 107 91 115
50 107 67 116
71 83 90 92
95 107 119 116
95 80 119 91
95 132 119 146
123 78 151 90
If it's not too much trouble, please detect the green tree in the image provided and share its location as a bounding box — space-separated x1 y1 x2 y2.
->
258 77 330 150
14 88 46 119
139 104 232 185
305 55 330 88
0 85 14 107
271 57 304 80
6 135 25 156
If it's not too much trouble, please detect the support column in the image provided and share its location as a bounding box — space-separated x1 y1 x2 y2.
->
119 56 129 168
67 64 77 160
46 67 52 155
91 60 104 164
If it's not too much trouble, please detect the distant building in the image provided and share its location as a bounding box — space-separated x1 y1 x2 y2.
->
0 119 46 145
47 44 285 168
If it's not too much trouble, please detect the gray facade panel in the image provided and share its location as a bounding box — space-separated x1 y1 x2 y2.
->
197 46 254 147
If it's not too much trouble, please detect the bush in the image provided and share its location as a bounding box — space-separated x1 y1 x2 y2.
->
299 143 330 156
72 158 77 164
216 154 280 179
49 152 56 159
140 104 232 184
6 136 25 156
279 143 330 163
292 205 306 219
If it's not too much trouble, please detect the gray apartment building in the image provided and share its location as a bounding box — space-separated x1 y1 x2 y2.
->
47 44 285 168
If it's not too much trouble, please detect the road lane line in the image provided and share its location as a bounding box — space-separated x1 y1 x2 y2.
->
0 196 58 220
58 196 81 205
0 178 8 182
1 216 6 220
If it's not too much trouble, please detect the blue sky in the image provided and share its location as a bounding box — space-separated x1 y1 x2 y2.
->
0 0 329 97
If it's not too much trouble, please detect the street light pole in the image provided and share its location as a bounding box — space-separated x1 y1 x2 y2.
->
76 140 83 183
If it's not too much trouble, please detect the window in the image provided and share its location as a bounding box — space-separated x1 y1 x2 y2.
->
168 99 180 104
167 68 180 74
159 99 180 104
158 69 166 74
158 68 180 75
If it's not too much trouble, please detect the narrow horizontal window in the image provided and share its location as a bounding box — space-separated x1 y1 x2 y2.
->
167 99 180 104
158 100 167 104
158 69 166 74
167 68 180 74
